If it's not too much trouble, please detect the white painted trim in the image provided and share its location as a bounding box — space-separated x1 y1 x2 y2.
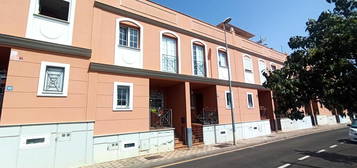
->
113 82 133 111
243 54 255 84
37 61 70 97
26 0 76 45
225 90 234 109
258 59 267 84
160 30 181 74
19 134 51 149
247 92 254 108
191 39 209 77
115 18 144 68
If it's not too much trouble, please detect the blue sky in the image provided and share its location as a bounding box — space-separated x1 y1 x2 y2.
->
151 0 334 53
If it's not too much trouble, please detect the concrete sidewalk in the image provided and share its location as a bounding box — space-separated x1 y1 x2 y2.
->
82 124 346 168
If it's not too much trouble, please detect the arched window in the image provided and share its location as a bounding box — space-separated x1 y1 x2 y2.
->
243 55 254 83
191 39 208 77
258 59 267 84
115 18 143 68
160 30 180 73
216 47 229 80
119 20 141 49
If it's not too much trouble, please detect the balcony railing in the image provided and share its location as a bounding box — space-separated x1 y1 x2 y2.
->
162 54 177 73
194 61 205 77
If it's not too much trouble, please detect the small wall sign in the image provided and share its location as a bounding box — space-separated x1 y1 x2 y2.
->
6 86 13 91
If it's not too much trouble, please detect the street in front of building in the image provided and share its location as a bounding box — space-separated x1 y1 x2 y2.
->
156 128 357 168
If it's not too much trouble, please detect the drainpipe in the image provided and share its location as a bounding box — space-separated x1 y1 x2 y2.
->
223 17 236 145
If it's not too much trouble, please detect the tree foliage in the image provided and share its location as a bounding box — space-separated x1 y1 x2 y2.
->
264 0 357 120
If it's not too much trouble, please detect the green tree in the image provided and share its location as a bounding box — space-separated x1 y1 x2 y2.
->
264 0 357 120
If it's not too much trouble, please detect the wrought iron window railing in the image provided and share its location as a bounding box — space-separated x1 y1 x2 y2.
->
162 54 177 73
194 61 205 76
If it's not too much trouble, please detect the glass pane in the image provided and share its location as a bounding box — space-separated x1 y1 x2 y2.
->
39 0 69 21
193 44 205 76
119 27 128 46
117 86 130 107
129 28 139 48
226 92 232 108
162 36 178 73
248 94 253 107
219 51 227 67
43 66 65 93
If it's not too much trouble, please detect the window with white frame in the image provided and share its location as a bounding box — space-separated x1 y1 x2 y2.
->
37 61 70 97
218 50 228 68
271 64 277 71
161 35 178 73
37 0 71 22
119 25 139 49
193 43 206 76
243 55 254 83
247 93 254 108
258 60 267 84
225 91 233 109
113 82 133 111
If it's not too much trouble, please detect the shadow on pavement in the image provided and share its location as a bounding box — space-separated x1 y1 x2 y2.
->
294 149 357 166
338 139 357 145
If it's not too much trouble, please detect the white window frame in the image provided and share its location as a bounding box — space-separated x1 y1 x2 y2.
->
37 61 70 97
191 39 209 77
247 92 254 108
34 0 73 23
113 82 133 111
119 25 140 49
258 59 267 84
160 30 181 73
225 91 234 109
243 54 255 84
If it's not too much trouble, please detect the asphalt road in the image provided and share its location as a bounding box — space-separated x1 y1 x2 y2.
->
161 128 357 168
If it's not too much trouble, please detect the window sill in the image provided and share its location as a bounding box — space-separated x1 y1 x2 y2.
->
37 93 67 97
113 108 133 111
118 45 140 51
33 14 70 24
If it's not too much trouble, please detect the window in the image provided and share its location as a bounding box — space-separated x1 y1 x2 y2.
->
37 61 70 97
243 55 254 83
162 35 178 73
258 60 267 84
218 51 228 68
247 93 254 108
271 64 277 71
38 0 70 21
113 82 133 111
119 25 139 49
193 44 206 76
225 91 233 109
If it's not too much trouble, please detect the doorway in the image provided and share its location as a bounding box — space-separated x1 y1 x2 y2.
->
0 47 11 119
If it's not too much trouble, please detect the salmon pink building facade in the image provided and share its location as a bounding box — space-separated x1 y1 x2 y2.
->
0 0 344 168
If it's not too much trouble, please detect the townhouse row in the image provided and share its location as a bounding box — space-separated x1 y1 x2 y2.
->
0 0 346 168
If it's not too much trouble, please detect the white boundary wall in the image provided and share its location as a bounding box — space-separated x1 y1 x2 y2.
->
203 120 271 145
316 115 337 125
280 116 313 132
